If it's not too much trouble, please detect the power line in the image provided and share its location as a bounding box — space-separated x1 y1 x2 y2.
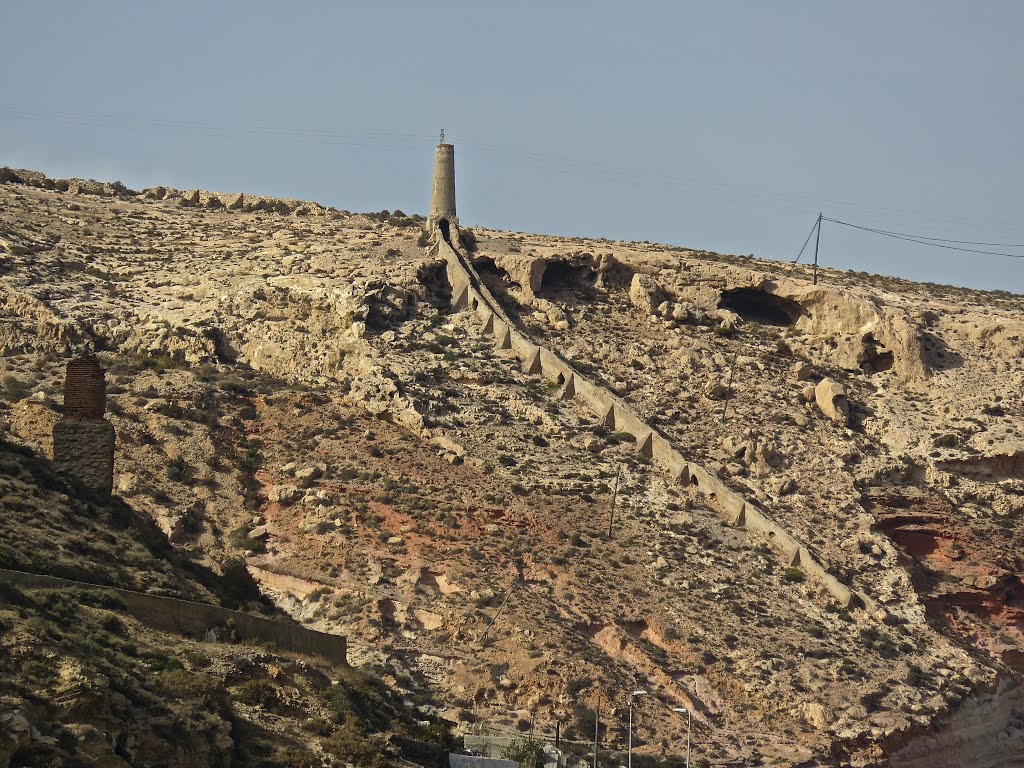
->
823 217 1024 247
822 217 1024 259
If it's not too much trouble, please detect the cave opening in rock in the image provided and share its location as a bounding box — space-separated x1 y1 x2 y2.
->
438 219 451 245
862 334 894 374
416 261 452 308
539 260 596 295
475 257 514 286
718 288 804 326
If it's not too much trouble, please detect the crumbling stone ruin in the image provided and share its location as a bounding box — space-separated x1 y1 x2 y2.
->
52 354 115 495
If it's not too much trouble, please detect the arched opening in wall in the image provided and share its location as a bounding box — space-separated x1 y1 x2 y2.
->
438 219 451 245
474 256 525 319
476 257 517 289
718 288 804 326
539 260 597 296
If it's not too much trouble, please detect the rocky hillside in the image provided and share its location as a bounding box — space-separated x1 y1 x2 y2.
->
2 169 1024 767
0 436 454 768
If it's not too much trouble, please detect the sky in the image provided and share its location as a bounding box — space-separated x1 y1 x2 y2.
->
2 1 1023 292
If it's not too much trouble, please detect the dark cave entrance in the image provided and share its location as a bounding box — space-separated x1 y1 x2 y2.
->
718 288 804 326
539 260 597 295
417 261 452 308
862 334 894 374
475 257 514 287
438 219 451 245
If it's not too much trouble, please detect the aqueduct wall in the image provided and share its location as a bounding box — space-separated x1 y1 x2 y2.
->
436 229 859 608
0 567 348 667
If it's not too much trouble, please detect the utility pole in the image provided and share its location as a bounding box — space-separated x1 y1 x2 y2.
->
606 465 622 539
812 212 822 285
592 692 601 768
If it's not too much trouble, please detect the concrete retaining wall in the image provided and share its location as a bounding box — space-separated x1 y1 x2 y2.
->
435 231 860 608
0 567 348 667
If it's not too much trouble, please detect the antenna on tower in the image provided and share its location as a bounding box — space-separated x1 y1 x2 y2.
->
439 129 445 144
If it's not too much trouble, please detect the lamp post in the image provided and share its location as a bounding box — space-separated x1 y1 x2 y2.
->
627 690 647 768
672 707 691 768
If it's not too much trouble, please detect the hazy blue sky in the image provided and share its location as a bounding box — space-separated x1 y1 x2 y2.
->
2 2 1022 292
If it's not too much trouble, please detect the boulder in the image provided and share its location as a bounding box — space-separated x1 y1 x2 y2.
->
770 476 798 496
797 701 834 730
815 378 850 425
295 463 325 485
704 379 728 400
268 484 301 505
629 274 666 316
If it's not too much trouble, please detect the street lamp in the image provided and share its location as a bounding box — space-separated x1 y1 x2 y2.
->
627 690 647 768
672 707 691 768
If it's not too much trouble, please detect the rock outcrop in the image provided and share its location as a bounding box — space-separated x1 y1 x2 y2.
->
815 377 850 426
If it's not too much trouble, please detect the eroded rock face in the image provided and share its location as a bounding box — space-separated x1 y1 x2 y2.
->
887 680 1024 768
490 253 547 296
754 279 928 385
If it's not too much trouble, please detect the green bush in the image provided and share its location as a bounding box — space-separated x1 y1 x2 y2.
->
239 442 264 472
234 678 278 708
228 527 264 554
321 716 385 768
272 746 320 768
1 376 32 402
162 669 229 709
501 738 544 768
183 650 212 669
782 567 806 583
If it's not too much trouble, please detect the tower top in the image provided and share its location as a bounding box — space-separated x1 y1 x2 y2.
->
63 354 106 420
439 129 445 144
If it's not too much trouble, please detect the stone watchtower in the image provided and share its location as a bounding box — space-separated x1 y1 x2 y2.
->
52 354 115 495
428 131 458 241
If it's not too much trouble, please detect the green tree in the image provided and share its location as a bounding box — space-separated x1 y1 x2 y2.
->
501 738 544 768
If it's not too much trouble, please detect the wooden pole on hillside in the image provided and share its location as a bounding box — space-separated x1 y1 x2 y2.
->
477 578 519 646
813 212 822 285
593 691 601 768
720 348 739 422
